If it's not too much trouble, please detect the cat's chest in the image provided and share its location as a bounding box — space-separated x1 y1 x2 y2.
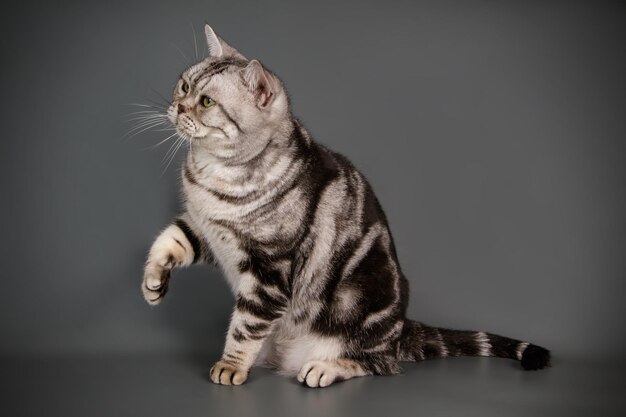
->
184 178 307 251
200 222 247 292
183 178 262 222
185 197 284 291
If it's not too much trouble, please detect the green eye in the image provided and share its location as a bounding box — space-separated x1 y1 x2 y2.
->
201 96 215 107
181 81 189 93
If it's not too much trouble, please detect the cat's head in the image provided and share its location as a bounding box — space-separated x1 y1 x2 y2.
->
167 25 290 162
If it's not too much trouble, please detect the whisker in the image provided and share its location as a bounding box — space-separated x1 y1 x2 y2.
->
161 135 188 175
147 85 171 107
162 135 185 164
126 117 167 131
125 113 167 121
123 110 162 116
142 97 169 110
164 138 187 171
130 109 159 118
171 42 190 65
124 102 168 111
161 136 181 163
123 120 167 141
146 131 179 150
119 111 163 121
124 102 166 108
124 103 153 108
191 22 199 61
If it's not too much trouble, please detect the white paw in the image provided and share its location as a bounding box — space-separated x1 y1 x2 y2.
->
141 262 171 305
210 360 249 386
297 360 340 388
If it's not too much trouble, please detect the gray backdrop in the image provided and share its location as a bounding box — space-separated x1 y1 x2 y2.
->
1 1 625 415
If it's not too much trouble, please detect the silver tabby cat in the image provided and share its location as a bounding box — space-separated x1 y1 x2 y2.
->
142 24 550 388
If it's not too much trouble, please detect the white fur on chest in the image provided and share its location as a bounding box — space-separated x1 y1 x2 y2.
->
201 223 246 293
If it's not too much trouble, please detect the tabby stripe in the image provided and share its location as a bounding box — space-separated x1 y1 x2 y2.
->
342 223 383 279
194 59 240 80
184 164 266 204
244 321 270 334
245 332 266 341
194 58 248 88
174 219 202 263
184 154 303 207
256 286 288 308
172 238 185 250
217 103 243 133
223 354 243 365
239 259 289 294
232 328 247 342
236 296 282 321
224 352 243 361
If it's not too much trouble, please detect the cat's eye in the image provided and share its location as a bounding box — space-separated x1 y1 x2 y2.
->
181 81 190 93
201 96 215 108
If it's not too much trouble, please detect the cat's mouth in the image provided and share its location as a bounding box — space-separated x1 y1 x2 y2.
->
177 115 198 137
168 106 200 138
171 110 229 141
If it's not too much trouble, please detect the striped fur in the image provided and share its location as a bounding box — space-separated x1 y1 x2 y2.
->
142 24 551 388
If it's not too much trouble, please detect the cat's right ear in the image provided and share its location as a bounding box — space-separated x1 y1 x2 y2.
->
204 24 246 60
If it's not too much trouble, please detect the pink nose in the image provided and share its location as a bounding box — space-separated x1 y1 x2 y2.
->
177 103 186 114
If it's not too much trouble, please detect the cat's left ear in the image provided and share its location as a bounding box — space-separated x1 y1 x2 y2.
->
241 60 278 109
204 24 246 59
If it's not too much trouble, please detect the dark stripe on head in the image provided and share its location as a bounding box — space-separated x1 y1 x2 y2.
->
217 103 243 133
193 58 248 86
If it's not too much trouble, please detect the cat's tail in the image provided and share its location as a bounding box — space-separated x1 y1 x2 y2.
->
398 319 551 370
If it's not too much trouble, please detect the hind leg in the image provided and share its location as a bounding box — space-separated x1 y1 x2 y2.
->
297 359 370 388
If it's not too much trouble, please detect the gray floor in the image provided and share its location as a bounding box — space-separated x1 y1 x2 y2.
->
2 353 624 417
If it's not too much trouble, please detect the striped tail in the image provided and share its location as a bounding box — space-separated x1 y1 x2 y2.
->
398 320 551 370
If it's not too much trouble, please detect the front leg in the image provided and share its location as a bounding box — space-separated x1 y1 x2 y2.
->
142 216 210 305
210 273 287 385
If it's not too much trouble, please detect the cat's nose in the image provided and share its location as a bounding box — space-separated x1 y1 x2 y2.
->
177 103 186 114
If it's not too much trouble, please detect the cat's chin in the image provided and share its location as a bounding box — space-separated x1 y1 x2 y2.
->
176 126 227 142
175 127 201 141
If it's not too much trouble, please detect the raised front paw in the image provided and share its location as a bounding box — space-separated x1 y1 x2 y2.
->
141 261 172 305
210 360 249 386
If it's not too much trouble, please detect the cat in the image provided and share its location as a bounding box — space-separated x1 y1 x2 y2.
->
141 24 550 388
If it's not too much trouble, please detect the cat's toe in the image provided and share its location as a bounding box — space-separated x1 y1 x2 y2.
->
210 360 248 386
141 267 170 305
297 361 339 388
141 283 163 305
